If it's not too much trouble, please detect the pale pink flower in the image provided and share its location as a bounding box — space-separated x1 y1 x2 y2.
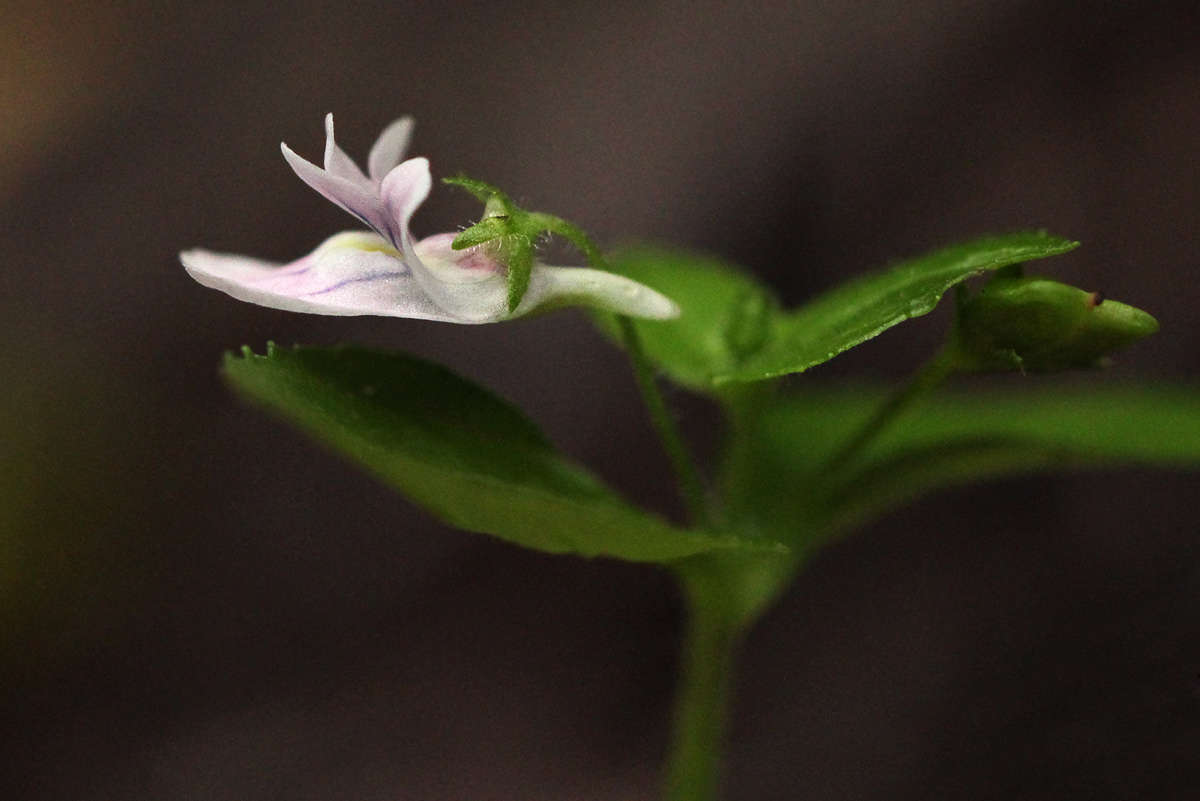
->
182 115 679 323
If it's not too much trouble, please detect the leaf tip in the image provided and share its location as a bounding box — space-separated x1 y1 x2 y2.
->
1034 230 1081 253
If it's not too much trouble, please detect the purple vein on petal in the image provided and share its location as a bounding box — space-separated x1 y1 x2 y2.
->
274 263 312 277
300 269 408 296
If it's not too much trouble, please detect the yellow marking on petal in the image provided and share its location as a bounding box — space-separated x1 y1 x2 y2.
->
318 231 402 257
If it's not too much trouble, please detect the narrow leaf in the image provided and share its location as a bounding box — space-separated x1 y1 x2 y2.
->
736 383 1200 549
715 232 1080 384
223 345 779 562
862 385 1200 465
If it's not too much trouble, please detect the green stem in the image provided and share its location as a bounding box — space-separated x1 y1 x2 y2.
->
618 316 711 527
519 214 708 524
714 381 776 527
664 567 743 801
825 345 957 474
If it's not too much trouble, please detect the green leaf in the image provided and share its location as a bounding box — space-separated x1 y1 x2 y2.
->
738 383 1200 550
716 232 1080 384
865 385 1200 464
595 246 780 391
223 345 778 562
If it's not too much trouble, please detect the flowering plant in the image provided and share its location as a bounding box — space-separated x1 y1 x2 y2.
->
186 115 1197 801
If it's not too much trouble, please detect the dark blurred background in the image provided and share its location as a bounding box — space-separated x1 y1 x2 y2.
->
3 1 1199 798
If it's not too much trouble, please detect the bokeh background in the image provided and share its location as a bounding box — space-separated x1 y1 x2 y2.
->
4 1 1199 798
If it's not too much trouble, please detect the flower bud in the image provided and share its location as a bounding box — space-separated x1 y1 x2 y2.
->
954 275 1158 372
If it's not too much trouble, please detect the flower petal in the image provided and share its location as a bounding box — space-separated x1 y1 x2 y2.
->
379 158 502 318
181 231 461 321
410 232 511 323
368 116 415 184
519 265 682 320
379 157 432 252
406 233 683 323
280 142 400 246
322 113 368 184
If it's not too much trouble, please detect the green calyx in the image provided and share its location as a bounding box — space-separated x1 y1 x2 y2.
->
953 271 1159 372
444 175 608 313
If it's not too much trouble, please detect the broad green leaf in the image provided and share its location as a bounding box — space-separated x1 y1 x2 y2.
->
716 232 1080 383
596 246 780 390
223 344 779 562
738 384 1200 550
